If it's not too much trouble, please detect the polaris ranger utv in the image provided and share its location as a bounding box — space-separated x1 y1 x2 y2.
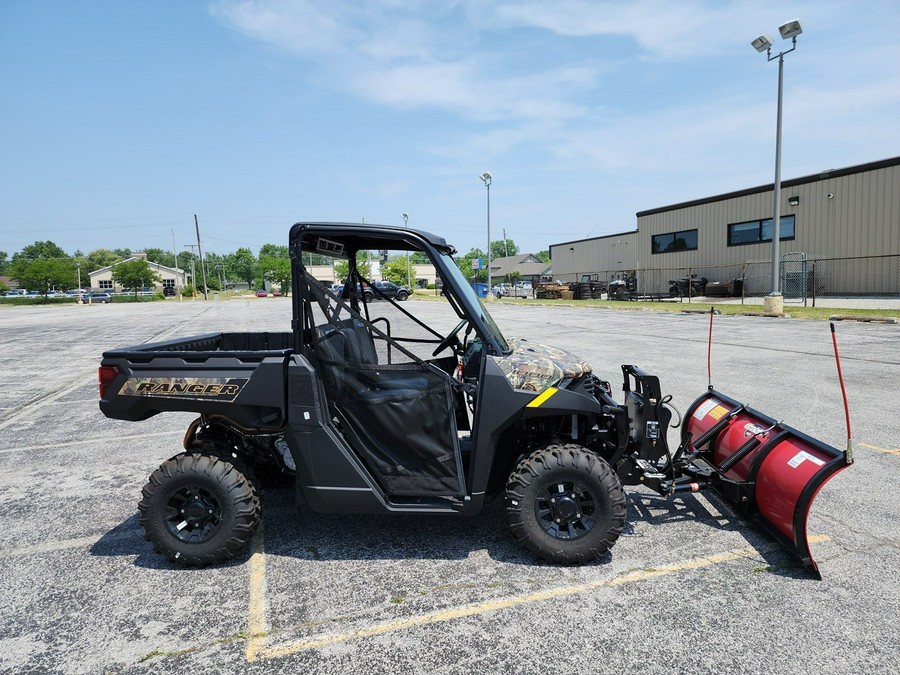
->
99 222 851 575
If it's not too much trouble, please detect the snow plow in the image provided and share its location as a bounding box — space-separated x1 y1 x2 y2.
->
614 317 853 578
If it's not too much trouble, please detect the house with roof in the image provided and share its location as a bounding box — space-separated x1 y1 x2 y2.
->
88 252 188 293
487 254 552 286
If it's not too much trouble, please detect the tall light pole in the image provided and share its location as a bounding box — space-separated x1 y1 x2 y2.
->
752 18 802 313
480 171 493 300
401 212 411 289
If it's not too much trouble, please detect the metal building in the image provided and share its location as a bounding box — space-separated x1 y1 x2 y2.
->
550 156 900 297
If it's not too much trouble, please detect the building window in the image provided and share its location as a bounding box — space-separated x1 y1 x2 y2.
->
99 280 113 289
728 215 795 246
163 279 174 288
651 229 698 254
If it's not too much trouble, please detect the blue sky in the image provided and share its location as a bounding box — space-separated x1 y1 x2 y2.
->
2 0 898 259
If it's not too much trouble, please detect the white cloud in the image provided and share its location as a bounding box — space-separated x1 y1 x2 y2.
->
209 0 900 185
210 0 598 124
210 0 359 57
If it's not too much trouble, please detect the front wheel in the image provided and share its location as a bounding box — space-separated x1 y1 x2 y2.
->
505 444 626 564
138 453 260 567
396 290 409 301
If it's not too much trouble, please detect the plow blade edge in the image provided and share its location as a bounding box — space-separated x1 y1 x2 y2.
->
683 390 851 578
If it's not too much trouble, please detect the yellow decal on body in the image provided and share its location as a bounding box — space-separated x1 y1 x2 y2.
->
707 405 729 421
527 387 558 408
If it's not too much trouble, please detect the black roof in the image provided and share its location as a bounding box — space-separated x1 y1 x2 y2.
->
289 222 454 255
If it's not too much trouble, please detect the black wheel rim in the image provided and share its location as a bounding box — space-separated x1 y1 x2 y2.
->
535 480 597 540
164 484 223 543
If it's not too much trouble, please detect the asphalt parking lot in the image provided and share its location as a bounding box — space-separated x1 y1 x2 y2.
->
0 299 898 674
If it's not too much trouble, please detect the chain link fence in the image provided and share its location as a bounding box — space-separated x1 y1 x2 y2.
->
559 254 900 309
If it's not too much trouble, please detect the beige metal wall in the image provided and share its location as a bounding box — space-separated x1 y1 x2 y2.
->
635 162 900 266
552 160 900 293
550 233 638 283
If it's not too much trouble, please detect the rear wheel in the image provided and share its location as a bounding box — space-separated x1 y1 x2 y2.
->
138 453 260 567
506 444 626 564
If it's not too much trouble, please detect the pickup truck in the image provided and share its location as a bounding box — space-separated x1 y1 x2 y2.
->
98 221 849 577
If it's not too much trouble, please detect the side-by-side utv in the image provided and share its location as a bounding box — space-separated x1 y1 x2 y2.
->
98 222 852 576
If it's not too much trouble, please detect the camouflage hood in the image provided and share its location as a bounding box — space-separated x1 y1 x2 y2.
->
493 339 592 392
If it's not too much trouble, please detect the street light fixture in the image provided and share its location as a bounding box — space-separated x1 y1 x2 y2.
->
401 212 411 290
752 17 802 312
480 171 493 300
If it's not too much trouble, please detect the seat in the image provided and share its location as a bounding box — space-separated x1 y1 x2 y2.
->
316 318 430 400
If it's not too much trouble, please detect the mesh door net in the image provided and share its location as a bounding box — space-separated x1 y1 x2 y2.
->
304 272 464 497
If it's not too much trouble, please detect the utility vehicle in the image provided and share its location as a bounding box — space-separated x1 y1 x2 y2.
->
99 222 850 575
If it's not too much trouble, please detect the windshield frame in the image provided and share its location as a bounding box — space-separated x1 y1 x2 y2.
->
430 247 510 356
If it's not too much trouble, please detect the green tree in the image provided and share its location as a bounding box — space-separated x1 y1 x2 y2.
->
535 250 550 263
259 256 292 294
409 251 430 265
455 248 487 283
258 243 289 259
228 248 258 288
12 240 68 262
299 251 334 266
333 258 372 283
10 257 77 296
143 248 177 268
380 258 411 286
112 248 132 259
490 238 519 260
83 249 123 273
0 250 8 274
112 259 162 298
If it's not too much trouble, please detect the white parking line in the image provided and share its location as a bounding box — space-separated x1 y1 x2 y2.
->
0 535 105 559
244 524 830 662
0 430 182 455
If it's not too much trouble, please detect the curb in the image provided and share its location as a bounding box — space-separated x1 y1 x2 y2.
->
829 315 898 324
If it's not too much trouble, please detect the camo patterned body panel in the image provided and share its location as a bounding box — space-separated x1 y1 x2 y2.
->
493 339 591 392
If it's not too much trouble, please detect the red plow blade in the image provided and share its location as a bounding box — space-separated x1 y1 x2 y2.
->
683 389 851 578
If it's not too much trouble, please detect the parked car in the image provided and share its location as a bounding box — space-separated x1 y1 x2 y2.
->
272 290 284 297
4 289 27 297
256 289 268 297
492 283 529 298
79 292 113 304
367 280 410 302
163 287 177 297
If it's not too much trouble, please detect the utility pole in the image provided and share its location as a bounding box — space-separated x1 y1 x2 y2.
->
195 214 209 300
184 244 198 298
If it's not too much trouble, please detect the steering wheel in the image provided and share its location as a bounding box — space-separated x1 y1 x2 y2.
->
432 319 468 357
